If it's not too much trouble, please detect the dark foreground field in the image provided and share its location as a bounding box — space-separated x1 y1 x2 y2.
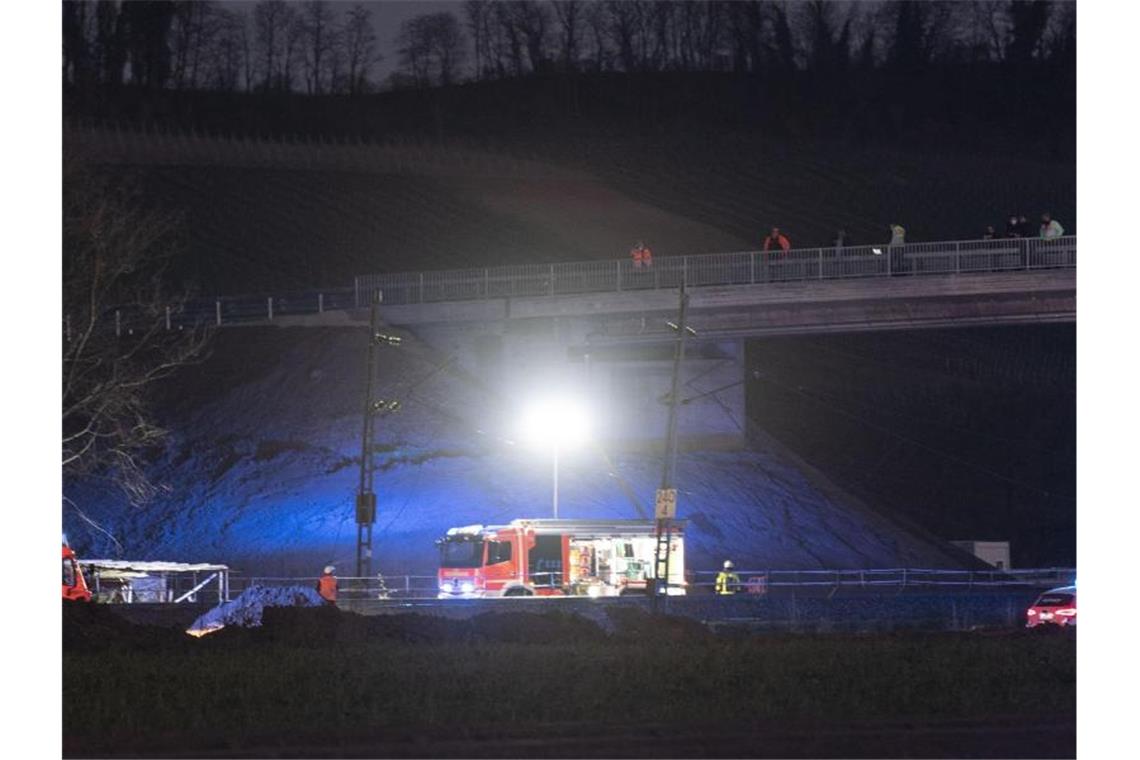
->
63 603 1074 758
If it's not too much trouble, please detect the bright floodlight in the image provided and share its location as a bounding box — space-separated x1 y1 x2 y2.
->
519 395 592 518
519 396 591 449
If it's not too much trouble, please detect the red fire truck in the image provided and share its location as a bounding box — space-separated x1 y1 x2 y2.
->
437 519 686 598
62 536 92 602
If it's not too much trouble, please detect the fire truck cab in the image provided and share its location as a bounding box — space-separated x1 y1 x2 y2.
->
62 537 92 602
437 519 685 598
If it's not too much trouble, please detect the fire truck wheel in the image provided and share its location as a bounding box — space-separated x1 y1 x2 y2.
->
504 587 532 597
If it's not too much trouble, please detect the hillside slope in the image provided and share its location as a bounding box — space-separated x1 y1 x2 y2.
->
65 327 972 576
68 125 1074 296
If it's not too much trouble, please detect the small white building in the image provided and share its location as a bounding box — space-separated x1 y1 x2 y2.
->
951 541 1012 570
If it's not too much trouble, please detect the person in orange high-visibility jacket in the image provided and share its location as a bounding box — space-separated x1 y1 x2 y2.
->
762 227 791 255
631 241 653 269
316 565 338 604
760 228 791 282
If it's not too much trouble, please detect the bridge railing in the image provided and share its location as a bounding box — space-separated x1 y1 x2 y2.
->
86 237 1075 336
354 236 1076 307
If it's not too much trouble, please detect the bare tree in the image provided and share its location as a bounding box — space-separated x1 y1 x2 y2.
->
94 0 128 86
203 7 246 91
122 0 177 88
63 0 92 86
508 1 550 73
673 0 726 72
583 0 610 71
604 0 640 72
953 1 1008 63
435 13 466 85
171 1 224 90
1005 0 1052 66
238 7 255 91
280 5 304 91
493 1 527 76
645 0 674 71
724 0 763 73
340 3 381 95
1043 0 1075 64
397 12 467 87
253 0 287 90
552 0 583 71
768 1 798 72
888 0 933 71
251 0 303 91
464 0 492 79
397 15 432 85
63 157 209 519
799 0 853 74
299 0 338 94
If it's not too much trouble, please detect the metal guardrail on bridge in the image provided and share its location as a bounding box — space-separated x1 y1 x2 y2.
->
353 235 1077 307
86 236 1075 336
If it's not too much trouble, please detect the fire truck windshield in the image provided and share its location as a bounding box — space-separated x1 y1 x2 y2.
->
440 538 485 568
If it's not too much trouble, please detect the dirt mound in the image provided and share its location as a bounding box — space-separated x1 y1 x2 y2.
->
62 601 189 654
68 601 703 652
236 607 611 647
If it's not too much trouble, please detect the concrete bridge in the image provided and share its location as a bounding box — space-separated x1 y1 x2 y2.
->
360 267 1074 344
153 237 1075 449
341 239 1076 449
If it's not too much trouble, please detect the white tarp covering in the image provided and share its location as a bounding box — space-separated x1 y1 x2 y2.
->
186 585 325 637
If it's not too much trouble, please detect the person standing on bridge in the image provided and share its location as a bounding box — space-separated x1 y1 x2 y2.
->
888 223 907 275
763 227 791 256
761 228 791 282
316 565 338 605
1040 213 1065 239
715 560 741 595
889 223 906 246
631 241 653 269
1005 215 1022 238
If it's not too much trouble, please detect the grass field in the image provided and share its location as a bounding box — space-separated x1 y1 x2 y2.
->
63 604 1075 758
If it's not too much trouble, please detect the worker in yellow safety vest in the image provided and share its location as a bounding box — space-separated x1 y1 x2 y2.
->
715 560 741 595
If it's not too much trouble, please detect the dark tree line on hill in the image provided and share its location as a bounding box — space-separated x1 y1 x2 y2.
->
63 0 381 95
63 1 1074 157
63 1 1074 91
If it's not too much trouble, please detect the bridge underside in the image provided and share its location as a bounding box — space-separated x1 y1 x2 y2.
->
585 286 1075 345
302 269 1075 345
261 269 1074 452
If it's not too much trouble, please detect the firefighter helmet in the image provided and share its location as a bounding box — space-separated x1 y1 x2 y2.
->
323 565 335 575
723 560 734 569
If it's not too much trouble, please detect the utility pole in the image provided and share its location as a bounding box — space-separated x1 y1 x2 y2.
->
654 285 693 605
356 291 400 580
